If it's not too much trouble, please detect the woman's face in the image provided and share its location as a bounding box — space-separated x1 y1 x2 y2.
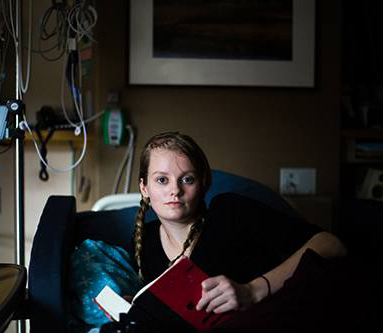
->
140 148 202 225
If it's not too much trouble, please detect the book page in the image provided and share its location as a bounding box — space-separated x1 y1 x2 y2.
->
94 285 132 321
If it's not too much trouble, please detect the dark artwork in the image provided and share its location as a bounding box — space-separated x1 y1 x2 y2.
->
343 1 383 86
153 0 292 61
342 1 383 128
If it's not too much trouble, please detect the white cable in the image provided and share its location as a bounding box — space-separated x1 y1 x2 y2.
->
60 50 79 128
8 0 21 99
112 125 135 194
20 3 90 174
53 110 105 129
112 145 129 194
67 3 97 43
7 0 33 95
21 56 88 173
18 31 91 174
27 1 97 175
123 126 135 193
71 49 83 119
8 0 99 175
21 114 87 173
8 0 17 45
17 0 33 94
80 110 105 123
123 144 135 193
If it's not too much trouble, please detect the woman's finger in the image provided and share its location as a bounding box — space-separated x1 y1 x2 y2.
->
205 293 238 313
196 285 223 310
210 298 239 314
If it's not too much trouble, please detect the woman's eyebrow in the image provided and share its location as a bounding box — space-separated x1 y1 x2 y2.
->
151 170 196 176
152 171 169 175
183 171 196 175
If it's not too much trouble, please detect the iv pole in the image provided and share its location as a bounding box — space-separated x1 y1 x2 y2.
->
15 0 26 332
14 0 24 269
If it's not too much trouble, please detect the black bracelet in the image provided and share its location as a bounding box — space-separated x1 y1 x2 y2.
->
259 275 271 298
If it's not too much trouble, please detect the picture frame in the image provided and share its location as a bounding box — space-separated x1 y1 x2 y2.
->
128 0 315 87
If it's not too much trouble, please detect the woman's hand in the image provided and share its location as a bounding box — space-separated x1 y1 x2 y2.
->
123 295 133 302
195 275 255 313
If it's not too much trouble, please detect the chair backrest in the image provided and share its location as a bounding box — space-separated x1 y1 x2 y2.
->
206 169 299 218
91 193 142 211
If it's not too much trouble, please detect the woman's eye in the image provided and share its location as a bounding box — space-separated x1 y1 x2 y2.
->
182 176 195 184
156 177 168 184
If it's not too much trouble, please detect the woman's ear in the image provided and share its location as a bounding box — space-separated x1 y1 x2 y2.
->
139 178 149 199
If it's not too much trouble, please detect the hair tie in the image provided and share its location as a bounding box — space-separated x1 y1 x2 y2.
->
260 275 271 298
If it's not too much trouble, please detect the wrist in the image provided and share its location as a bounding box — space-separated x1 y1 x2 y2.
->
259 275 271 299
249 276 271 303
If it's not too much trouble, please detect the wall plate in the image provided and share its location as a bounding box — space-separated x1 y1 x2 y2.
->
280 168 316 195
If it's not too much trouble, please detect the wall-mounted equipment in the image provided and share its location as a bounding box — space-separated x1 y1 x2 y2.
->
101 108 126 146
0 100 25 142
0 106 9 141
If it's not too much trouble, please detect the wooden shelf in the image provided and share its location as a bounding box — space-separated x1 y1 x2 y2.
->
25 130 94 149
341 128 383 140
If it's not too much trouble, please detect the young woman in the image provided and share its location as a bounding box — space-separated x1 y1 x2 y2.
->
131 131 347 320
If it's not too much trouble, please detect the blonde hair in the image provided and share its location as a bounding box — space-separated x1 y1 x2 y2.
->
133 132 211 278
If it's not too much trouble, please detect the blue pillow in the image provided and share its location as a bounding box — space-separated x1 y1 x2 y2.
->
67 239 144 333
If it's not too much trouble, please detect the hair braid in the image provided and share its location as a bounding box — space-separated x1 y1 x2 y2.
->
134 197 149 279
169 202 207 267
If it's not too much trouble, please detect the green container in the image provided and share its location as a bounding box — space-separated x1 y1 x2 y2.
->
101 108 126 146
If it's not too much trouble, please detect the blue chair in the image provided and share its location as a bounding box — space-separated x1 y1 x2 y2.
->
27 170 299 332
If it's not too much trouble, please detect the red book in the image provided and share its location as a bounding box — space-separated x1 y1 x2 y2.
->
94 257 235 331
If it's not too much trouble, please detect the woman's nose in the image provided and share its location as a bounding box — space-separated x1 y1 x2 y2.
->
170 181 183 197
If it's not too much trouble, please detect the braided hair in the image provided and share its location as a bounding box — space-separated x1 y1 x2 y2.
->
134 197 149 279
167 202 207 267
133 132 211 279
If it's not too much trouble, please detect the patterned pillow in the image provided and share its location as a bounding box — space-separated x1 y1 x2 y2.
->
67 239 144 333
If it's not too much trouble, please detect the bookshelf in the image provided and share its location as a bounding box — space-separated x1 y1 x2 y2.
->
340 129 383 200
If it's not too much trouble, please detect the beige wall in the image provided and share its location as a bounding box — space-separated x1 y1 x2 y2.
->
0 0 342 238
96 1 342 224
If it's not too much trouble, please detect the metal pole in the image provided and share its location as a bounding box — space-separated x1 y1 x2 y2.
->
15 0 26 332
14 0 25 275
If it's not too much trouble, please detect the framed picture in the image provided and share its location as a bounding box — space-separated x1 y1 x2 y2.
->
129 0 315 87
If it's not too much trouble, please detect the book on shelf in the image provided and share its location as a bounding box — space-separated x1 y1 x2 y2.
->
355 142 383 158
94 257 234 331
356 141 383 151
346 140 383 161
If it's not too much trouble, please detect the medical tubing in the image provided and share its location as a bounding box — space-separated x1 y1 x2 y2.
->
61 51 78 128
7 0 33 94
22 115 87 173
8 0 99 173
17 0 33 94
123 126 135 193
112 125 135 194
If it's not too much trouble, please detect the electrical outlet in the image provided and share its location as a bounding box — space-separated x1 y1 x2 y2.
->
280 168 316 195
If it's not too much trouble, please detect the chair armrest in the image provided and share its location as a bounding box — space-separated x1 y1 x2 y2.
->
28 195 76 333
12 289 30 320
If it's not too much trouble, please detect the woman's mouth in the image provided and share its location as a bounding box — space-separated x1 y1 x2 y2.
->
165 201 183 206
